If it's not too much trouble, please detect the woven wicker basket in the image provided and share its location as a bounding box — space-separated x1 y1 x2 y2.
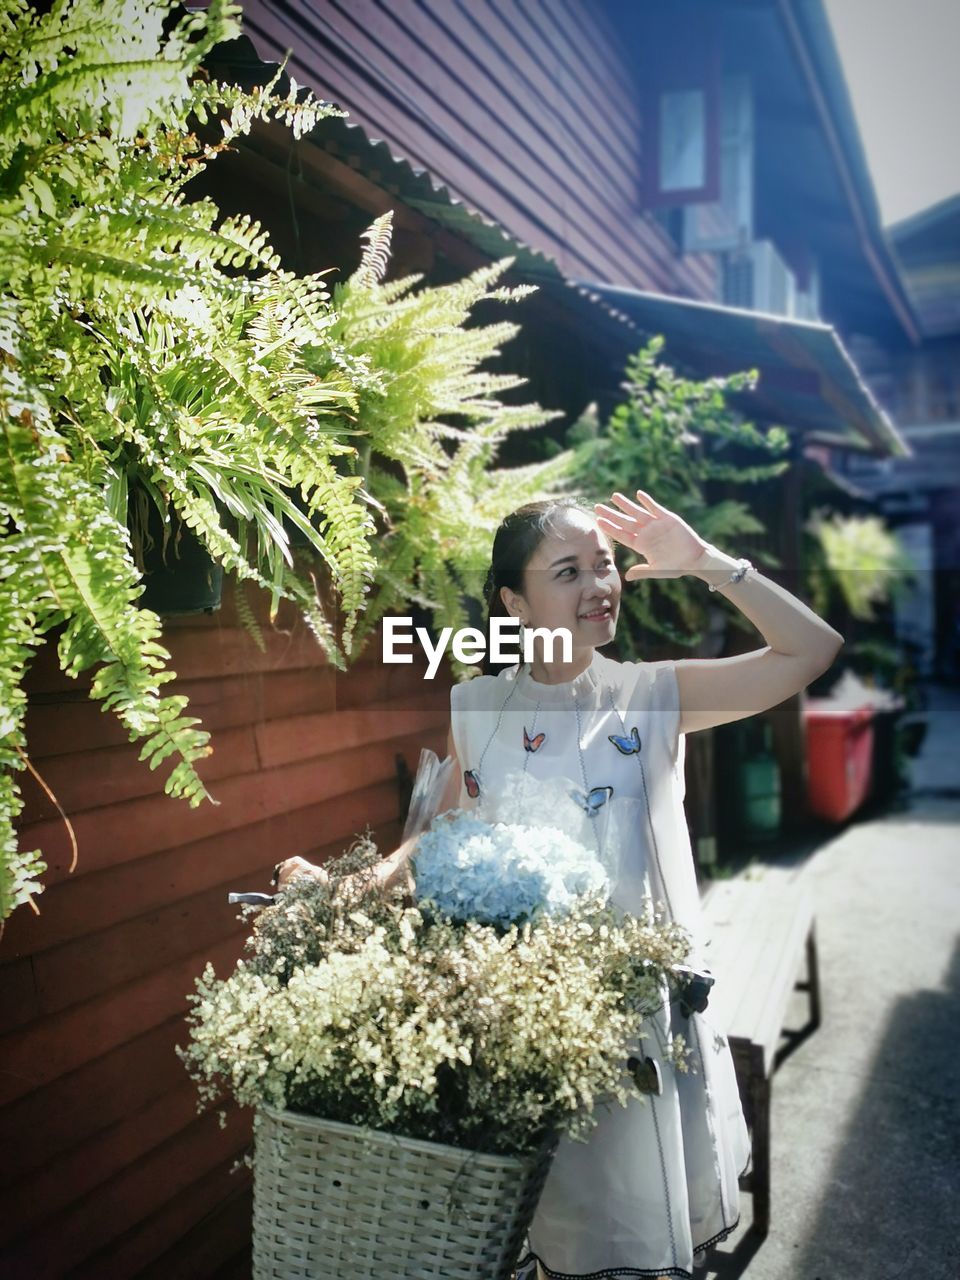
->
252 1105 556 1279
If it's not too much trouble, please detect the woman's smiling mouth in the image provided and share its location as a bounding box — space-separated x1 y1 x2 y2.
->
579 603 613 621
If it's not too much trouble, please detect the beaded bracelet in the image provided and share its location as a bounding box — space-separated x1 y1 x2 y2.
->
707 558 754 592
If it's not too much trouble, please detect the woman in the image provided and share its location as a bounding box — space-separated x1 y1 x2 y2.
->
278 489 842 1279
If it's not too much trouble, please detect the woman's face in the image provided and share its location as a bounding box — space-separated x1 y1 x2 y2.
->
501 510 621 655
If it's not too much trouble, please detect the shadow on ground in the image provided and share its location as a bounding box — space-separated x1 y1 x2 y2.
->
785 935 960 1280
701 774 960 1279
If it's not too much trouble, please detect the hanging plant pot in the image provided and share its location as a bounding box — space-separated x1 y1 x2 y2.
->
133 495 223 616
251 1106 556 1280
139 544 223 615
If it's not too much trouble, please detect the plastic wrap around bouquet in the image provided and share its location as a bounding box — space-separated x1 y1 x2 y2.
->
412 807 608 928
401 748 691 931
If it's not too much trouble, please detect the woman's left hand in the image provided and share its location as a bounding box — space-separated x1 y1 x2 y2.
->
273 856 329 890
594 490 710 580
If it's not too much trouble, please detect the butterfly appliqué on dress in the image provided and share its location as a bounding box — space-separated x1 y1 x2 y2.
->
463 769 481 799
571 785 614 816
523 727 546 752
608 726 641 755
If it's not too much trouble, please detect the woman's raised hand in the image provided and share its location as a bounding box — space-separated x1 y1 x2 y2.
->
594 490 710 581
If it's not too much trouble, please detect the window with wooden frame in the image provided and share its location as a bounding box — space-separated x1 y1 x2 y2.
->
683 75 755 254
640 11 722 210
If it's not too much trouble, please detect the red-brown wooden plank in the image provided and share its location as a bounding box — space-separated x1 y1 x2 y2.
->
0 934 242 1107
435 1 716 299
160 622 328 681
482 0 699 296
491 0 639 156
15 727 442 892
527 0 719 299
17 724 261 825
0 1079 203 1248
549 0 638 104
1 775 407 958
333 0 659 284
0 1110 249 1279
23 655 437 762
245 1 716 300
136 1184 252 1280
20 635 91 697
0 1018 186 1190
25 694 153 758
419 0 642 218
17 619 315 700
29 881 248 1016
242 5 645 289
253 701 447 769
70 1155 252 1280
24 670 293 758
162 612 434 682
18 803 410 1016
0 956 39 1031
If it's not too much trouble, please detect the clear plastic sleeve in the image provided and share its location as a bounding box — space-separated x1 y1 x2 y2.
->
400 748 457 844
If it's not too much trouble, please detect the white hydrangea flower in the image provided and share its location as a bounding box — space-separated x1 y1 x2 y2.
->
412 810 609 928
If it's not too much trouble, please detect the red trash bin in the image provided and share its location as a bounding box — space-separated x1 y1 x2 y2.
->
804 701 875 822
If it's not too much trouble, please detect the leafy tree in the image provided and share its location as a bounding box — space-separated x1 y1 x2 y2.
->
324 213 567 652
555 337 790 654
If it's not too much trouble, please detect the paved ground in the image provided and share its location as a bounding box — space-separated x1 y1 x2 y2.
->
705 684 960 1280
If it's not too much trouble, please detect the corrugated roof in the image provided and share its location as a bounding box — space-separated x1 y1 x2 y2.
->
316 113 565 284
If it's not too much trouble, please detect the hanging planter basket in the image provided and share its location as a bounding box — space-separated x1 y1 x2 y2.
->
139 544 223 615
133 497 224 616
251 1105 556 1280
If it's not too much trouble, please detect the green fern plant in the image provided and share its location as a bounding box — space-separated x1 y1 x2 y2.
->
0 0 565 918
0 0 370 919
318 213 566 655
552 337 790 654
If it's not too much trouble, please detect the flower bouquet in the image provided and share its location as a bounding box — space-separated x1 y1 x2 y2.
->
181 779 691 1278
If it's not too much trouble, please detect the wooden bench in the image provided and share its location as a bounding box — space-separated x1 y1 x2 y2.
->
700 868 822 1237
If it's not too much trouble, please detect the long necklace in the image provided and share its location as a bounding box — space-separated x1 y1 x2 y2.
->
463 666 677 919
465 670 622 805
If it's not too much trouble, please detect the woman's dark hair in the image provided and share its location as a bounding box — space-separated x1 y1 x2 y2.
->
482 497 594 674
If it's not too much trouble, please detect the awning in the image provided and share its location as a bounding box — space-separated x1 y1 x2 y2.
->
569 283 910 459
836 421 960 498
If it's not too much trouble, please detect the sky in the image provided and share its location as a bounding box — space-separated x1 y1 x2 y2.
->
824 0 960 227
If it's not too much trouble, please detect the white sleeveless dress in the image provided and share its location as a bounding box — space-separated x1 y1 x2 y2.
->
449 650 751 1279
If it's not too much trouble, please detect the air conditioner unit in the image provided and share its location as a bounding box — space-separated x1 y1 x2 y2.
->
793 264 821 321
722 240 797 316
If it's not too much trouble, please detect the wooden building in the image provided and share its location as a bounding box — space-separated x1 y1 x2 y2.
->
839 195 960 678
1 2 917 1274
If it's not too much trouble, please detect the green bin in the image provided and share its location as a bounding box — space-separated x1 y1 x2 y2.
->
735 723 781 841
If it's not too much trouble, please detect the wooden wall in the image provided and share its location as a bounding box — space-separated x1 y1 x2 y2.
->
0 7 726 1271
241 0 718 301
0 585 449 1276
